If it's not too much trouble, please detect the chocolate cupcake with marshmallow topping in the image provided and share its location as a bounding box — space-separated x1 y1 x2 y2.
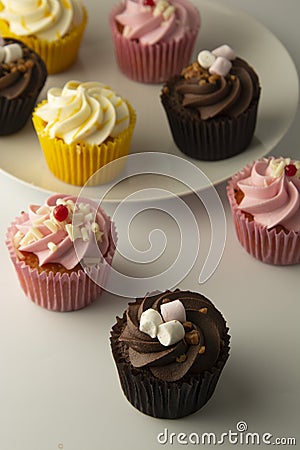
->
161 44 261 160
0 37 47 135
110 289 230 418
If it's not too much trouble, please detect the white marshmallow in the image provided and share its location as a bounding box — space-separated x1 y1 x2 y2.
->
157 320 185 346
139 308 163 338
212 44 236 61
209 56 232 77
197 50 216 69
160 299 186 323
0 47 5 63
4 43 23 63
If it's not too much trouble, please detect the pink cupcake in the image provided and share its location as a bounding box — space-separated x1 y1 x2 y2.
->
227 157 300 265
110 0 200 83
6 194 117 311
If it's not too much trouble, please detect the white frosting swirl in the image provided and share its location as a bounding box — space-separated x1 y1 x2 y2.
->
0 0 84 41
35 80 131 145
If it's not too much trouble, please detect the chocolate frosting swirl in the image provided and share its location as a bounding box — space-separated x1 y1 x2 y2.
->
172 57 259 119
119 290 228 382
0 38 47 100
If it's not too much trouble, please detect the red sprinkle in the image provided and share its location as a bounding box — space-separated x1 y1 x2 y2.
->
285 164 297 177
53 204 69 222
143 0 156 6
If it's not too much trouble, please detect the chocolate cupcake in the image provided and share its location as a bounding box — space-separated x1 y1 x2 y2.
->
110 289 230 419
161 44 261 160
0 37 47 135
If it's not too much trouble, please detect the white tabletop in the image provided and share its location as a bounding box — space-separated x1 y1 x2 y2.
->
0 1 299 450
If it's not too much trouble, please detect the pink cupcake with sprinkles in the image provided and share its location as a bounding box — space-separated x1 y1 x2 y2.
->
110 0 200 83
6 194 117 311
227 156 300 265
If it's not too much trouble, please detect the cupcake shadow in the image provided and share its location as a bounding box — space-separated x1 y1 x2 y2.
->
186 357 262 422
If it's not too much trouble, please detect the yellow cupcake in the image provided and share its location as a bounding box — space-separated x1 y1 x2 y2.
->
32 81 136 186
0 1 87 74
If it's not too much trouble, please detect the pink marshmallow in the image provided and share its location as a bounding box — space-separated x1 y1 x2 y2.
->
212 44 236 61
160 299 186 323
209 56 232 77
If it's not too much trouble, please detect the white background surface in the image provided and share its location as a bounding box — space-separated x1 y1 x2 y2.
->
0 1 299 449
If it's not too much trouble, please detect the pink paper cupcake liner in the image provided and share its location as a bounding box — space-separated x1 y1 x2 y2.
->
6 215 117 312
109 2 200 84
227 164 300 265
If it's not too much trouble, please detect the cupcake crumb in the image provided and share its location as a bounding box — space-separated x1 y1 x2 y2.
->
176 354 187 363
185 330 200 345
183 321 193 331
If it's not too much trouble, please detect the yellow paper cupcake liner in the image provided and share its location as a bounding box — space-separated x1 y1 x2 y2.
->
32 101 136 186
0 6 87 74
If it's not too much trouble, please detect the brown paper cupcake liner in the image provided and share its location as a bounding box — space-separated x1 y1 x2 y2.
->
0 95 42 135
6 215 117 312
161 89 260 161
110 314 230 419
0 37 47 135
227 164 300 265
110 3 200 84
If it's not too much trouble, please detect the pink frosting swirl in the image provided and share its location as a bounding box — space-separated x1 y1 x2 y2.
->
115 0 199 45
14 194 114 270
237 158 300 231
